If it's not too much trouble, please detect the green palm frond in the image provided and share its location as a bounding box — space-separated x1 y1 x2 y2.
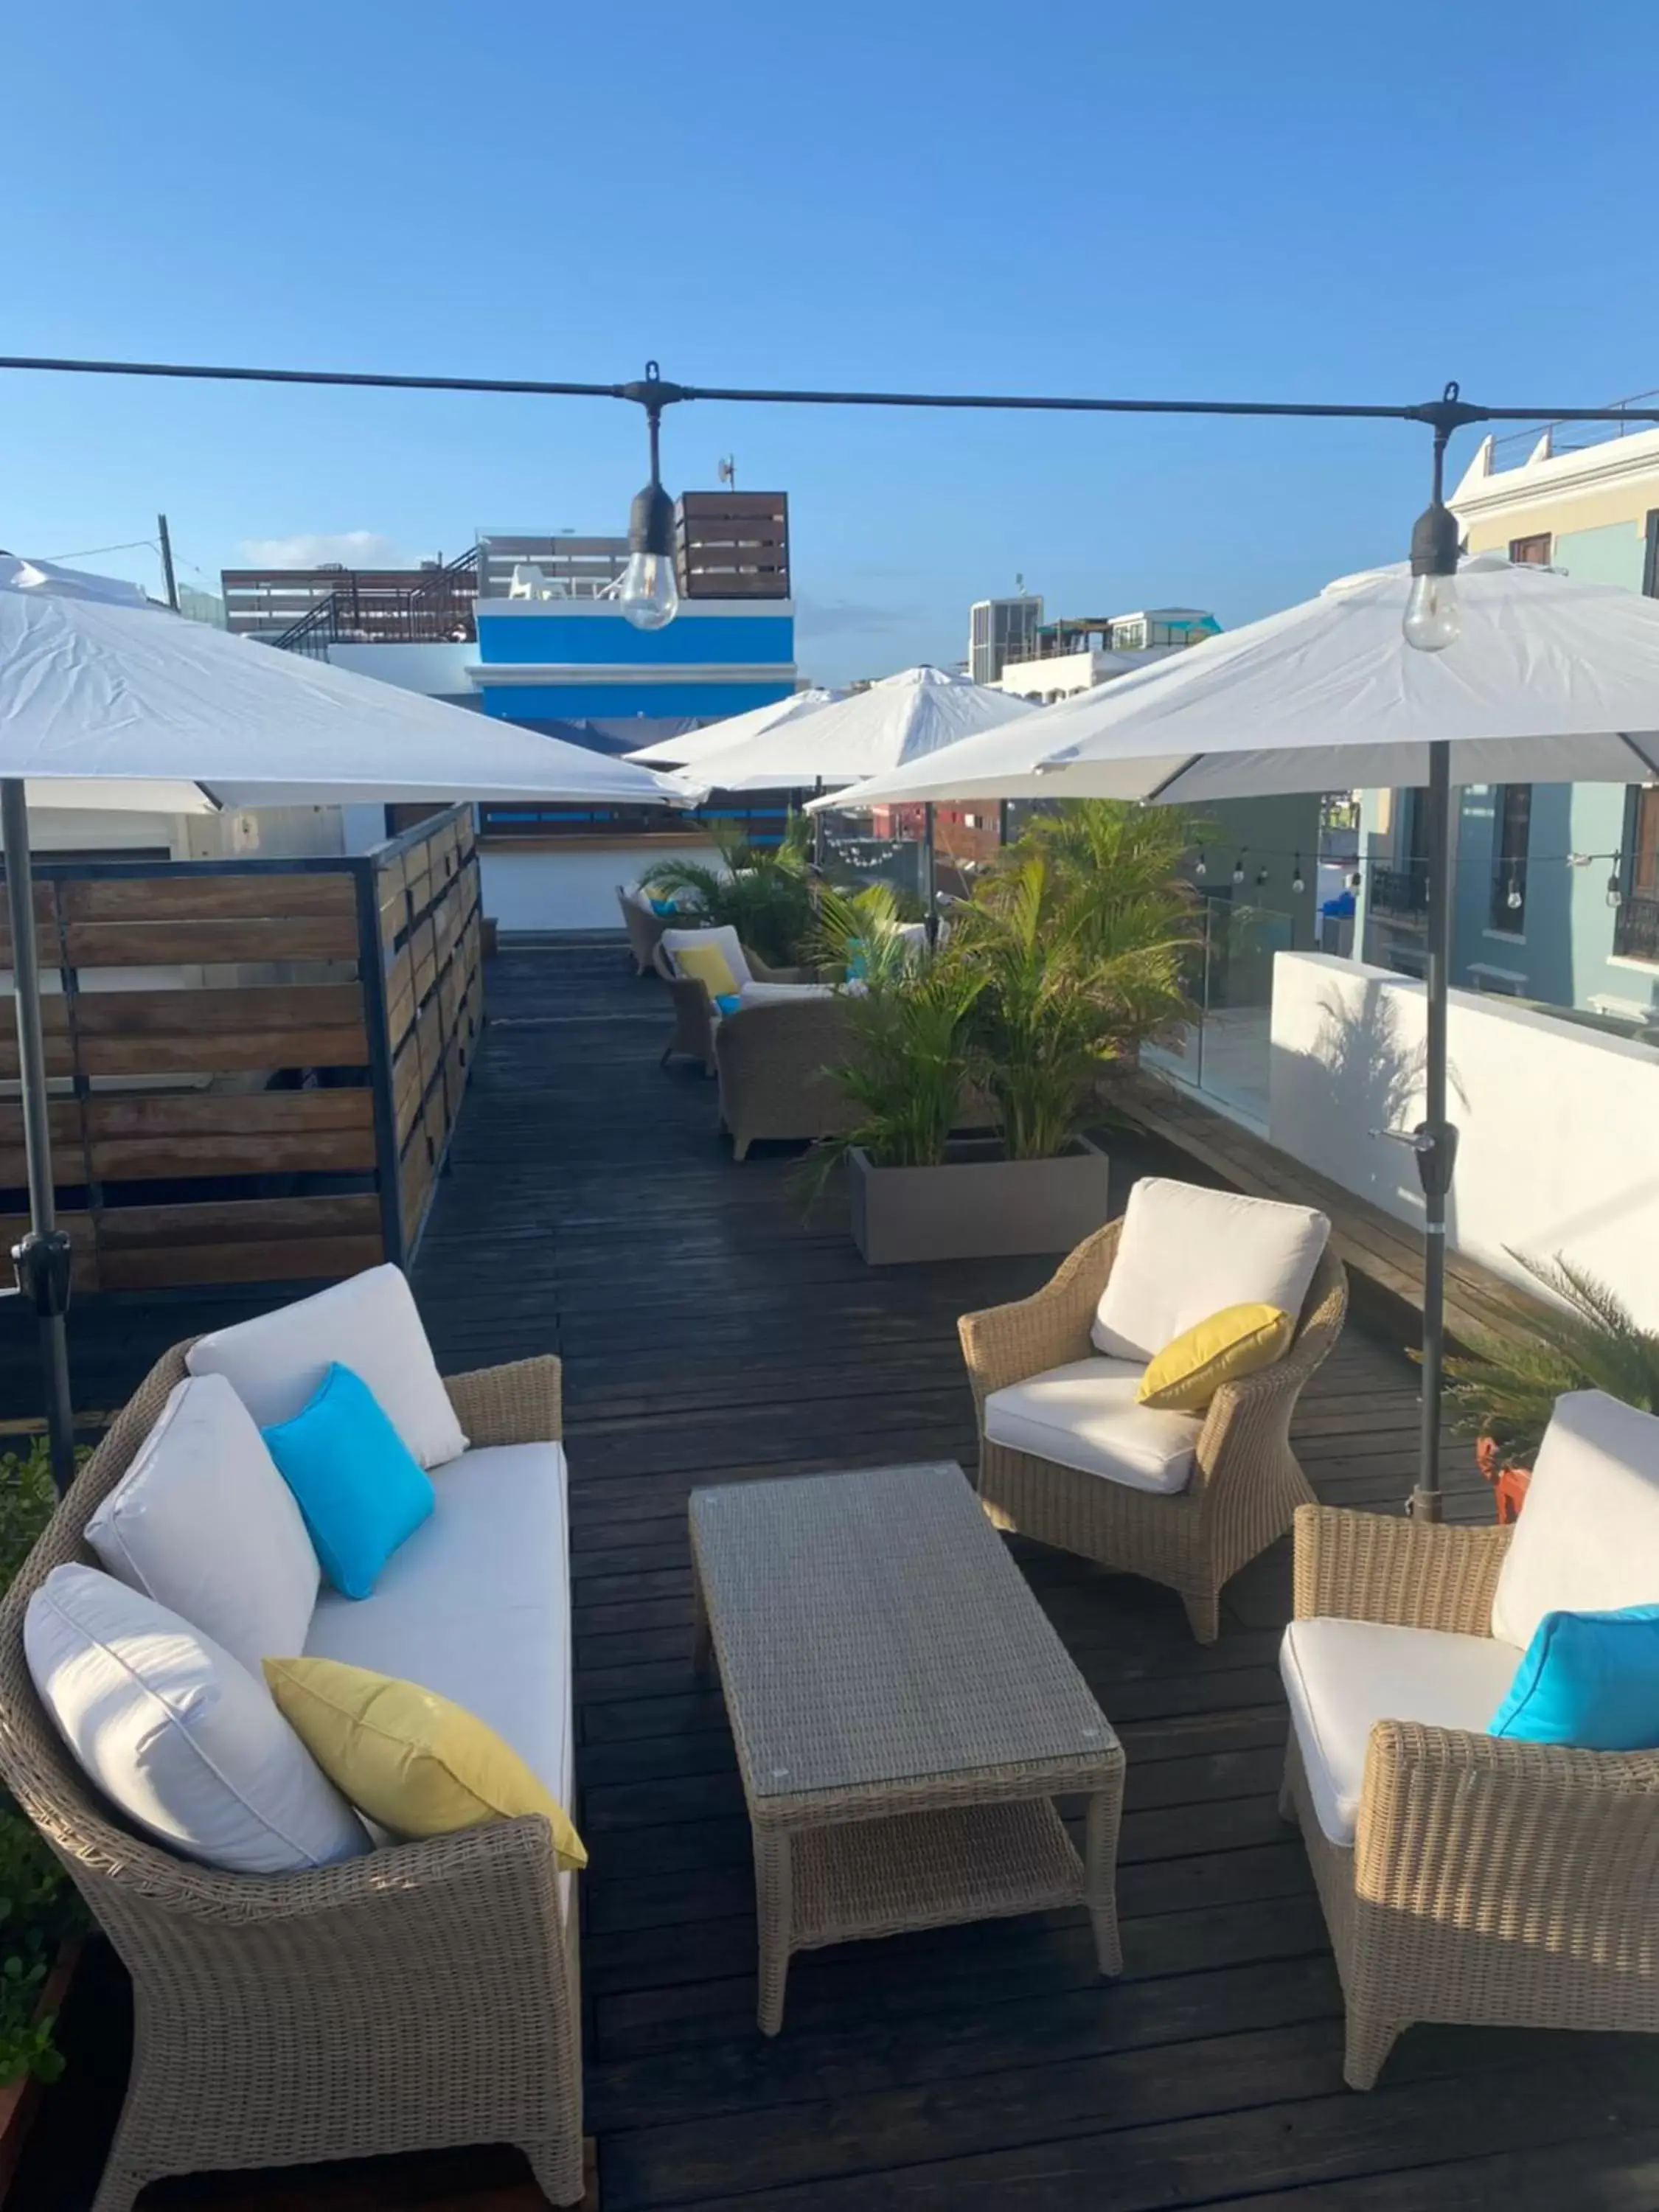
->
639 814 815 967
1442 1251 1659 1461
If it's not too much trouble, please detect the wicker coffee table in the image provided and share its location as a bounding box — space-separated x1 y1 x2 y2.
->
689 1460 1125 2033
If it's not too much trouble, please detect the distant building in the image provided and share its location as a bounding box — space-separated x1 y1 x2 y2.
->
988 608 1220 701
227 493 796 734
1356 411 1659 1021
969 595 1043 684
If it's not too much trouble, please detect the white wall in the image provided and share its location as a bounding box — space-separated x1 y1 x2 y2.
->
481 844 717 933
1270 951 1659 1327
324 642 478 698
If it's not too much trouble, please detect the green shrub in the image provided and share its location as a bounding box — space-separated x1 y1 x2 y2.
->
0 1438 85 2088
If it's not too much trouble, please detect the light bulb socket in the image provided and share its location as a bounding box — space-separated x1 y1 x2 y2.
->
1410 499 1461 579
629 480 676 560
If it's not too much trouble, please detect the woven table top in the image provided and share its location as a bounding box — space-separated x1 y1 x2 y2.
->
689 1461 1117 1802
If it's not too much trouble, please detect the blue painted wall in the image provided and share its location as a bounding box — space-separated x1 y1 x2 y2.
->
474 611 795 666
481 679 794 721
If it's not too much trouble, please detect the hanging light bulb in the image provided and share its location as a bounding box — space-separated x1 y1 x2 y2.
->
1255 865 1270 888
1349 868 1363 891
1231 852 1246 884
1193 848 1207 878
619 386 680 633
1291 854 1307 894
1402 487 1461 653
1506 879 1523 911
1608 857 1625 908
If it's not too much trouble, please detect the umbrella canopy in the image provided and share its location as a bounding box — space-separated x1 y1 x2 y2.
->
0 568 688 809
1 560 686 1490
672 665 1035 797
810 557 1659 811
623 689 844 768
812 554 1659 1523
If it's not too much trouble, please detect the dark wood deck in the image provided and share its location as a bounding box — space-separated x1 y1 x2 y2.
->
12 942 1659 2212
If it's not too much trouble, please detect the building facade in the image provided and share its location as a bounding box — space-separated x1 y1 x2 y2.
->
988 608 1222 701
1356 417 1659 1021
969 595 1044 684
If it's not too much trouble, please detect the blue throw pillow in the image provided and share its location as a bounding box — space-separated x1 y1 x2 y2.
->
650 897 678 917
714 992 742 1017
1489 1604 1659 1750
261 1364 434 1601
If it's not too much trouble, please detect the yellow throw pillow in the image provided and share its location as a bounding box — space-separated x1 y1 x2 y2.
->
264 1657 586 1871
1136 1302 1294 1412
674 942 740 1000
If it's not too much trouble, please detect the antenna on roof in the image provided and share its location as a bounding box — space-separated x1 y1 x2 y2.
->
718 455 737 488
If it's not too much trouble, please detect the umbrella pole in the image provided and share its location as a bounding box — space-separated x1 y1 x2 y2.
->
923 803 938 945
1409 739 1458 1523
1 782 77 1494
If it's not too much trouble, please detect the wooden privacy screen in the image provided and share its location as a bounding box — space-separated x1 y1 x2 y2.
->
375 810 484 1260
0 808 482 1293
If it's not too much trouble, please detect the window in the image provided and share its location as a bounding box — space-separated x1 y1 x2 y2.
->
1509 533 1552 566
1614 785 1659 961
1489 784 1531 931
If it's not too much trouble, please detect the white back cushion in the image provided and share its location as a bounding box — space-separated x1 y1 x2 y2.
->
661 925 753 989
26 1565 368 1874
1491 1391 1659 1649
187 1265 466 1470
1093 1178 1330 1361
86 1374 318 1680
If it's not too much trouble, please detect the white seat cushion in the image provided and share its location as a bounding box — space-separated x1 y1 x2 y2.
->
1280 1615 1522 1847
86 1373 318 1681
1490 1390 1659 1650
26 1565 368 1874
736 980 836 1007
187 1264 467 1471
984 1356 1201 1495
303 1441 573 1842
1093 1178 1330 1361
661 924 753 990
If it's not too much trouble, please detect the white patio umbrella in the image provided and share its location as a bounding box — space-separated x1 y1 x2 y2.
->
815 555 1659 1517
1 562 688 1485
622 687 843 768
669 664 1034 796
670 664 1037 902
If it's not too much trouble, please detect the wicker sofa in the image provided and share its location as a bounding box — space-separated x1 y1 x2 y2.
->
716 992 860 1161
0 1346 582 2212
1283 1388 1659 2090
960 1208 1348 1642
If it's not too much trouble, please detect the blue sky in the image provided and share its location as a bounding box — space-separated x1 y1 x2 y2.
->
7 1 1659 682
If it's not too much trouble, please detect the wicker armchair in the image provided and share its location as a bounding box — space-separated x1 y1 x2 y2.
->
716 992 860 1161
616 883 668 975
959 1220 1347 1642
653 938 818 1077
0 1348 582 2212
1285 1503 1659 2090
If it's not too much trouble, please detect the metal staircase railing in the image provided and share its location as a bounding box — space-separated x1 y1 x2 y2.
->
269 546 480 657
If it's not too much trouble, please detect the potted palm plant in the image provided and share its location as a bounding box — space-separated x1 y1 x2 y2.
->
639 815 818 973
0 1439 86 2200
810 805 1194 1265
1443 1254 1659 1520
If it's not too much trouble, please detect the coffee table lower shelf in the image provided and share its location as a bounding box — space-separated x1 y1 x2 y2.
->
754 1794 1121 2034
